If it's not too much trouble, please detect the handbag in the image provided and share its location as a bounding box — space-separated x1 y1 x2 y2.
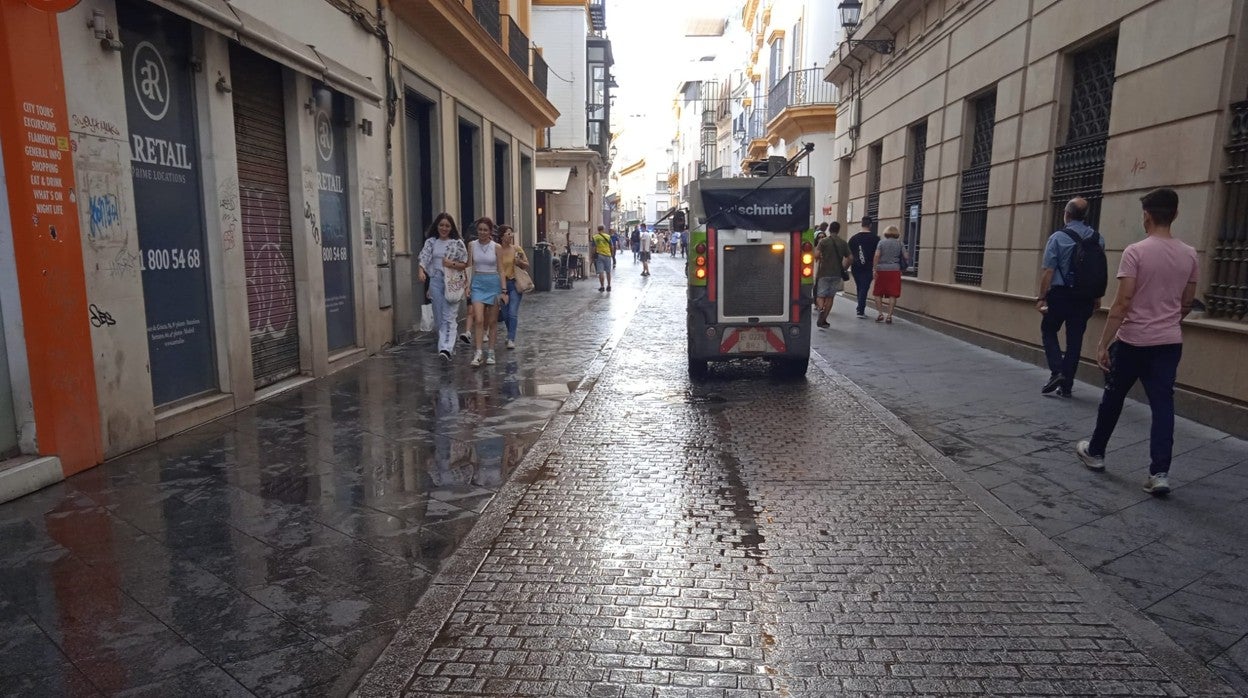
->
419 307 435 332
444 269 467 302
514 267 535 294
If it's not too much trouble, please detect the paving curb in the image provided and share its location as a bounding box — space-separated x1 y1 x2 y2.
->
810 348 1237 697
351 282 653 697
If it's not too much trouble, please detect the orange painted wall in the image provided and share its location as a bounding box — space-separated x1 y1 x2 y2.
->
0 0 104 474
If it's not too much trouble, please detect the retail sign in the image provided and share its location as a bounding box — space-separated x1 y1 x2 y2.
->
119 5 216 405
700 185 812 232
315 83 355 351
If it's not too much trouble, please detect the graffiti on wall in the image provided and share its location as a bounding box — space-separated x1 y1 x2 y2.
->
77 169 128 248
218 175 239 251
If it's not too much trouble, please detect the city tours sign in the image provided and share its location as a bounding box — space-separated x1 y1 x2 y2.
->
119 5 216 405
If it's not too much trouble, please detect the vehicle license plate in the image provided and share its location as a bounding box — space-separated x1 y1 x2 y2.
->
738 329 767 353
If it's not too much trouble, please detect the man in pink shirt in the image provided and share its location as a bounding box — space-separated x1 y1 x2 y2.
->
1076 188 1199 496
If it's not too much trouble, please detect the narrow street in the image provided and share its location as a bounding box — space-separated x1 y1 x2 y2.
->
357 257 1235 697
0 255 1240 696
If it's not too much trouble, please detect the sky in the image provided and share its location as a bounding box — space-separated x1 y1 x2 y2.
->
605 0 734 161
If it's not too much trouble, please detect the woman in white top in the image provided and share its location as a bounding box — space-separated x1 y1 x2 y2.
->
467 217 508 367
417 213 468 361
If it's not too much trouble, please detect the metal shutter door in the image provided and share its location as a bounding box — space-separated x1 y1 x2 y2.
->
231 47 301 388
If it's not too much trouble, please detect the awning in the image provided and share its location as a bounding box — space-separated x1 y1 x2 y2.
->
148 0 382 107
535 167 573 192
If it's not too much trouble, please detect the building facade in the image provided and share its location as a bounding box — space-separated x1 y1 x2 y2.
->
529 0 612 253
827 0 1248 433
0 0 556 501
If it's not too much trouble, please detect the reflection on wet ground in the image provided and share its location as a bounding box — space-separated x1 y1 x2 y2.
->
0 275 644 696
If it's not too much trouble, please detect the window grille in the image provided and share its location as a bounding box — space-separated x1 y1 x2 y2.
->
1208 101 1248 320
903 122 927 275
955 92 996 285
1051 37 1117 231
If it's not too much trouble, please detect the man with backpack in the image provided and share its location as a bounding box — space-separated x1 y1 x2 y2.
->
1036 197 1107 397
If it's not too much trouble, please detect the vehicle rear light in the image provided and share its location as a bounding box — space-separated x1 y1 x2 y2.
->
801 241 813 252
771 243 785 251
695 256 706 266
801 253 813 265
696 268 707 279
695 242 707 254
802 266 813 278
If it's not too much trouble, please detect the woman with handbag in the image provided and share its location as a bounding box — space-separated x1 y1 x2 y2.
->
497 225 532 350
467 217 508 367
417 212 469 362
872 225 908 324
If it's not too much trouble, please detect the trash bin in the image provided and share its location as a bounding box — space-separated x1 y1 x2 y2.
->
532 242 552 292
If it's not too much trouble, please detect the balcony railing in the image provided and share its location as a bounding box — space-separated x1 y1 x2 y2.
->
531 48 548 96
505 15 529 74
767 67 838 124
472 0 502 43
746 101 767 142
589 0 606 31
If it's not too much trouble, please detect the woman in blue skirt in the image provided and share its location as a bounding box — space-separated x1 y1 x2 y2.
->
467 217 507 367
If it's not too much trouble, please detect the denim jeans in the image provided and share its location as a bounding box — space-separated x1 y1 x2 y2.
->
1041 286 1095 387
503 277 522 341
852 268 873 315
1088 341 1183 475
428 273 459 352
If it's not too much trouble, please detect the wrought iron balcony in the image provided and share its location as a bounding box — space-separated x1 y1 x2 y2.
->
531 48 548 96
589 0 606 31
767 67 838 124
505 15 529 74
746 100 767 142
473 0 501 43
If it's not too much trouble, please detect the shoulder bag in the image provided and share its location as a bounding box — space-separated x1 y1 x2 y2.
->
444 240 468 302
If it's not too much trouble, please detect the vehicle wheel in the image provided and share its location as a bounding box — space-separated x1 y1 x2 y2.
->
688 359 709 380
776 357 809 379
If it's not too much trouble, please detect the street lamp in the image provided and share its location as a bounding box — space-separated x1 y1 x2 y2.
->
837 0 894 54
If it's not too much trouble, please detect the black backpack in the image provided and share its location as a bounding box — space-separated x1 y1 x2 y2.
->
1061 228 1108 300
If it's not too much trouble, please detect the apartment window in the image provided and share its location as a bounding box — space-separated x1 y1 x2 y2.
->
902 121 927 275
955 91 996 286
1207 100 1248 320
791 18 803 71
865 142 882 235
769 37 785 87
1051 36 1118 231
587 39 611 158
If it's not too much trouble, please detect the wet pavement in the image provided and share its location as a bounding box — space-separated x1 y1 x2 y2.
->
357 257 1233 697
811 297 1248 694
0 273 642 696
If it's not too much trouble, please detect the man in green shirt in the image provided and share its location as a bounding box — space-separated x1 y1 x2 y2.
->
812 221 851 328
591 225 615 292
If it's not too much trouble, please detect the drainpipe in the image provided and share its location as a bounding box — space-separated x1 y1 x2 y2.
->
377 0 399 342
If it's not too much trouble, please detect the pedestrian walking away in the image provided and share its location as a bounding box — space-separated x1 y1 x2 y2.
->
1037 197 1107 397
872 226 907 324
591 225 614 292
417 212 468 362
812 220 851 328
630 227 641 263
467 217 508 367
848 217 879 318
639 224 652 276
1076 188 1199 497
497 225 528 350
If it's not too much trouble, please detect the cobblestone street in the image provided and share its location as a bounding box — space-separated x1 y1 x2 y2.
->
358 257 1235 697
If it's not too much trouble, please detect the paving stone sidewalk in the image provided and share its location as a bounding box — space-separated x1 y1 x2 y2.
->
813 298 1248 693
0 271 641 696
359 257 1232 697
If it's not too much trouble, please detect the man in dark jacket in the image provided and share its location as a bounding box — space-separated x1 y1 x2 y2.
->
848 217 880 319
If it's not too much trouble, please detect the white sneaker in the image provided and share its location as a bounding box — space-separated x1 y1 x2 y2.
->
470 351 483 368
1076 440 1105 471
485 351 496 365
506 339 516 350
1143 473 1171 496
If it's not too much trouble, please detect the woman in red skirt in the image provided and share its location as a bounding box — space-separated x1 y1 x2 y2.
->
872 225 908 324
